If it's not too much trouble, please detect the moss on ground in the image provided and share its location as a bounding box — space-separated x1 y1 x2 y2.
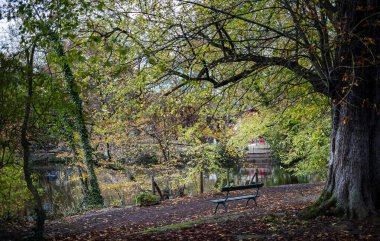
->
138 212 245 235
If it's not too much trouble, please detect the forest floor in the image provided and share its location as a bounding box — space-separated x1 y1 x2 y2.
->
2 182 380 240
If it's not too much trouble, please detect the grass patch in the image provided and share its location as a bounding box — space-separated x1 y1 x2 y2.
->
137 212 246 235
141 219 205 234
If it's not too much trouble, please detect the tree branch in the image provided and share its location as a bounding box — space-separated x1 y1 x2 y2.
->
180 0 306 48
169 53 328 95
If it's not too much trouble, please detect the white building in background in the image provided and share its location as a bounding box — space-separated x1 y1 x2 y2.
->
245 137 273 168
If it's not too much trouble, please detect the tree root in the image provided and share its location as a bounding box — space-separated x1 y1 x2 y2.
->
301 192 340 219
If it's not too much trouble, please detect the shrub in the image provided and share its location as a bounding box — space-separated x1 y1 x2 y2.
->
135 154 159 166
0 164 31 221
135 193 160 206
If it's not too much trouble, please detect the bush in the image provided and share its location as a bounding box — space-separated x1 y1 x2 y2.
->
135 154 159 166
135 193 160 206
0 165 31 221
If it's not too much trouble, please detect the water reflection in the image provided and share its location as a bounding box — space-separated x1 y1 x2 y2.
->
204 166 311 189
34 162 315 219
35 164 83 218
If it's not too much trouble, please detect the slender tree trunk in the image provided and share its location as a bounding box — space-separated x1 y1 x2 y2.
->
309 0 380 219
21 42 46 239
153 180 163 200
0 144 6 168
226 168 230 185
106 142 112 161
199 171 204 194
152 174 155 195
55 39 103 207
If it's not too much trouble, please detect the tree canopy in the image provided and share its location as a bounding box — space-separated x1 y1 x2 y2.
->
1 3 379 239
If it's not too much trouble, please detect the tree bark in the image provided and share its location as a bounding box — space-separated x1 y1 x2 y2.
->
310 0 380 219
106 142 112 161
153 180 163 200
199 171 204 194
152 174 156 195
21 41 46 239
321 101 378 218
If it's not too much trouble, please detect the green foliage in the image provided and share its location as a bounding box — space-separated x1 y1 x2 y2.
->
216 143 240 169
183 141 242 190
0 164 31 220
231 91 330 178
0 0 340 222
187 144 222 173
136 154 159 166
135 192 159 207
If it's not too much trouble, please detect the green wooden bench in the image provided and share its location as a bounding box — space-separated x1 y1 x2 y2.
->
209 183 264 214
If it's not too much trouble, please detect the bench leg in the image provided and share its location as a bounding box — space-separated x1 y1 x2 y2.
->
214 203 220 214
245 198 257 208
214 202 228 214
222 202 227 212
245 199 250 207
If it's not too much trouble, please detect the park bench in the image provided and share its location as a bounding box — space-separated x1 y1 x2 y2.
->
209 183 264 214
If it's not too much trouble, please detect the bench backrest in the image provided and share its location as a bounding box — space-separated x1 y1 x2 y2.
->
221 183 264 192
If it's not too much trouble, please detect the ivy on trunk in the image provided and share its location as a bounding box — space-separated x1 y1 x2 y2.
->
54 37 104 208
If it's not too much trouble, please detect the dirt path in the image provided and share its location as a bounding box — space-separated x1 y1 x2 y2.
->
4 182 379 240
45 183 323 240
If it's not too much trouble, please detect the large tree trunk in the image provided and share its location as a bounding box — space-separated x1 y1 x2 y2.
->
321 99 380 219
309 0 380 219
308 76 380 220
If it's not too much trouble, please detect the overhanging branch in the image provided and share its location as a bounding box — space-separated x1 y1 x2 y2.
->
166 54 328 95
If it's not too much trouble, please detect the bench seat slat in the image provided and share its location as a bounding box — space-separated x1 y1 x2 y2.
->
221 183 264 192
225 194 258 201
209 194 258 203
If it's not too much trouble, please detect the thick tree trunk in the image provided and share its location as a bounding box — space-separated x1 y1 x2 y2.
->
310 0 380 219
321 100 379 219
307 81 380 219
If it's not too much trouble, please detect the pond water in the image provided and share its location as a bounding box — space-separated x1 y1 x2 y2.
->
32 162 318 219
